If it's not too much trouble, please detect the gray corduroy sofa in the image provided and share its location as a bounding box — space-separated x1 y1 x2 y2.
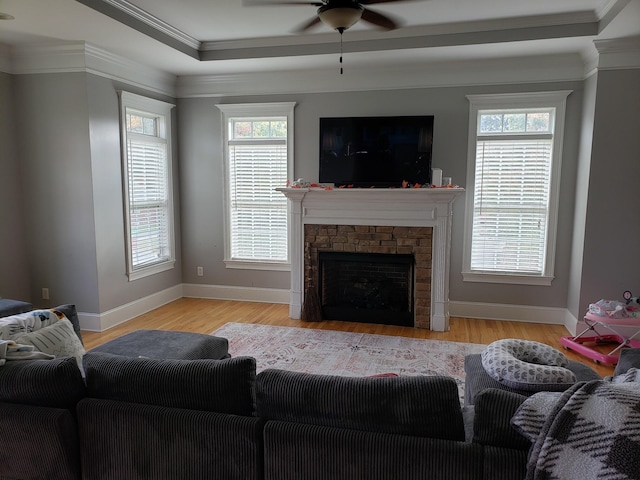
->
0 348 532 480
1 299 619 480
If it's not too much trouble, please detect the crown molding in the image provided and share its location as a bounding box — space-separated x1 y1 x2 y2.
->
10 42 176 97
76 0 616 64
76 0 199 58
594 35 640 70
99 0 200 50
176 53 586 98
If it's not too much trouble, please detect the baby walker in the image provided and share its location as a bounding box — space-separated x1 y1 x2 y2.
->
560 290 640 365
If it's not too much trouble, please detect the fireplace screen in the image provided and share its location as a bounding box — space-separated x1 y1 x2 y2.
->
318 251 414 327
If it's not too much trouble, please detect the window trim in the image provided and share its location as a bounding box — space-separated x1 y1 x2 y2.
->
216 102 295 271
462 91 571 286
118 91 176 281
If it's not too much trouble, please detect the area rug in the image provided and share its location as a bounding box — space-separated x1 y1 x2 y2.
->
212 322 486 401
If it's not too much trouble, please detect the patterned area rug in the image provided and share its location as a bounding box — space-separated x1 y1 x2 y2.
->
212 322 486 400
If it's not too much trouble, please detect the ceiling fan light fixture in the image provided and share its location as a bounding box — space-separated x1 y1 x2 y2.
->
317 6 363 31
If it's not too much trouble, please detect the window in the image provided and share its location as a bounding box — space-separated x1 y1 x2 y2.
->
217 102 295 270
119 91 175 281
462 91 571 285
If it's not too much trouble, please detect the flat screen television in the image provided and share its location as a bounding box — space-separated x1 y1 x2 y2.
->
319 115 434 188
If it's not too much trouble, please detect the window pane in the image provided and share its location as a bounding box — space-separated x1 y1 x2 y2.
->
252 121 271 137
127 138 170 268
234 121 252 138
271 120 287 137
228 142 288 262
471 138 553 275
503 113 526 132
479 114 503 133
526 112 551 132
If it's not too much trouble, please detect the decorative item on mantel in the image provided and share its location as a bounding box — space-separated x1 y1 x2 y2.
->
286 178 460 190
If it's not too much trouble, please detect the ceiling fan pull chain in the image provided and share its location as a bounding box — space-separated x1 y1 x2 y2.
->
339 30 344 75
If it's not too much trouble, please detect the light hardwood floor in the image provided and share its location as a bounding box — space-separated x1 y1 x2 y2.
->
81 297 614 377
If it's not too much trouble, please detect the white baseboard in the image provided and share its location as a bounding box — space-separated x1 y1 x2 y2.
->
80 286 576 333
182 283 289 304
78 285 183 332
564 310 579 336
450 300 569 329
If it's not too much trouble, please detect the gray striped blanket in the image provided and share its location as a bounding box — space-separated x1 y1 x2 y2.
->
514 379 640 480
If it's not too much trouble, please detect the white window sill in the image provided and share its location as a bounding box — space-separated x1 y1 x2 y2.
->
224 260 291 272
128 260 175 281
462 271 554 286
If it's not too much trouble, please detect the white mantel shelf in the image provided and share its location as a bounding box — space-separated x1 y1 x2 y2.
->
277 187 465 331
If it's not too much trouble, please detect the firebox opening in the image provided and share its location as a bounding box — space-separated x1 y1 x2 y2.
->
318 251 414 327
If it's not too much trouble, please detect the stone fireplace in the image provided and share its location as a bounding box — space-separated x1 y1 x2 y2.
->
306 225 431 328
277 187 464 331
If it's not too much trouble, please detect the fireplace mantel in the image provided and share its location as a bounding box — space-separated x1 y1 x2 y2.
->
277 187 464 331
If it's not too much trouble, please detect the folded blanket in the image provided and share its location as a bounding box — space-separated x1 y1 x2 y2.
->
519 380 640 480
0 339 54 366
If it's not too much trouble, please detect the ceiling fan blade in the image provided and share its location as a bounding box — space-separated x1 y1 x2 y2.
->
359 0 423 4
361 8 400 30
242 0 324 6
292 15 323 33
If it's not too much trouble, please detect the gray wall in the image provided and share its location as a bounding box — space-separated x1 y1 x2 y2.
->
567 72 598 319
577 68 640 316
3 66 637 321
178 81 584 308
10 72 181 314
0 73 30 301
13 73 99 311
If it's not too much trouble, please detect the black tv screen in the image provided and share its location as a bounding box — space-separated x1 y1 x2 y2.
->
319 115 434 188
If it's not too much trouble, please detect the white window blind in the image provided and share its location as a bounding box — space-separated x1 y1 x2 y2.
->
126 135 171 268
119 91 175 280
228 142 288 261
217 102 295 269
463 91 570 285
471 137 553 274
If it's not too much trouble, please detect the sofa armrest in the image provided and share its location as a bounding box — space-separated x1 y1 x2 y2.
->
472 388 530 451
613 348 640 376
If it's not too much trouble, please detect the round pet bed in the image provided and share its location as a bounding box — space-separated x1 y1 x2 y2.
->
481 339 577 391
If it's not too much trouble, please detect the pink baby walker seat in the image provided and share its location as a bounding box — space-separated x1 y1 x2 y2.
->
560 291 640 365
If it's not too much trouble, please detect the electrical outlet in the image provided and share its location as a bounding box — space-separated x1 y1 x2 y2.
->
42 287 49 300
197 266 204 276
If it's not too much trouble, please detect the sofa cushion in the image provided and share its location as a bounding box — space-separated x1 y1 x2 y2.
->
613 348 640 376
52 304 83 344
472 388 530 451
78 398 263 480
0 403 82 480
464 354 600 405
0 356 85 409
256 369 465 441
14 318 86 370
83 352 257 416
0 298 33 317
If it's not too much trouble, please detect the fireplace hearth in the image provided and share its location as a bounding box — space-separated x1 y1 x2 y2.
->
319 252 414 326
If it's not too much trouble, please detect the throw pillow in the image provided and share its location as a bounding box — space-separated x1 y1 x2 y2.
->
13 319 85 370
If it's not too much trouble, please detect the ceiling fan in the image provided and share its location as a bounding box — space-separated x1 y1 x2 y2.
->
244 0 406 34
245 0 410 74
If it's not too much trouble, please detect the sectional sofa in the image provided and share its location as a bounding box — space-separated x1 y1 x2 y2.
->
0 301 638 480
